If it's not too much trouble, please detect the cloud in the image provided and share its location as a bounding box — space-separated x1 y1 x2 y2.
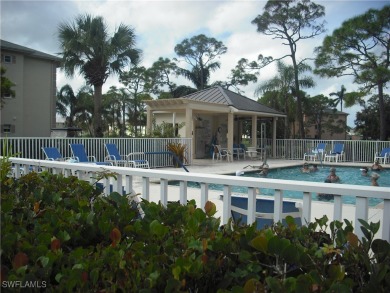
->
1 0 388 127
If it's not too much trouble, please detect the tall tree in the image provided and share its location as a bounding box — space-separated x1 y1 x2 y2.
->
174 34 227 90
58 14 141 137
256 60 314 138
329 85 346 112
148 57 178 98
120 66 152 136
251 0 326 138
56 84 92 131
212 58 258 94
355 94 390 140
303 94 345 139
314 6 390 140
0 66 15 109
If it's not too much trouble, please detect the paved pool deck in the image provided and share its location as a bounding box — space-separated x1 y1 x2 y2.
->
132 158 387 238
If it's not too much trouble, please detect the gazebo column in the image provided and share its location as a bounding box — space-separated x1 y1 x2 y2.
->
272 118 277 157
227 112 234 154
172 112 176 137
251 115 257 147
185 107 194 159
146 107 152 135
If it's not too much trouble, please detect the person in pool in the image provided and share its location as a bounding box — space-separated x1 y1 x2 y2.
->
326 167 340 183
301 162 310 173
371 160 383 171
371 172 380 186
361 167 369 176
310 164 318 172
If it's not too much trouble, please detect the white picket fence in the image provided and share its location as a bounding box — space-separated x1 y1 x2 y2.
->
5 157 390 243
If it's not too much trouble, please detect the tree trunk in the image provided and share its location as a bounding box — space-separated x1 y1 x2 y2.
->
378 82 387 140
93 85 103 137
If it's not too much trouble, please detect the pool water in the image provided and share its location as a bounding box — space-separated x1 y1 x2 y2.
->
170 166 389 206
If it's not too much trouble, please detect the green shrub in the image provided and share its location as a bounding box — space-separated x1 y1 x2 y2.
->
1 169 390 292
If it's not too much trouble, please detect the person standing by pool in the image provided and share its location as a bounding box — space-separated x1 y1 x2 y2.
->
371 173 380 186
327 167 340 183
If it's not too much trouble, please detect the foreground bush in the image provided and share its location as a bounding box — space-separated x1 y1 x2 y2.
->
1 170 390 292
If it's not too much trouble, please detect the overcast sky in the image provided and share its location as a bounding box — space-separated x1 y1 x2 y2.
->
1 0 388 127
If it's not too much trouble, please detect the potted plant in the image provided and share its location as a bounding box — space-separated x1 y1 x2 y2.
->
167 142 188 168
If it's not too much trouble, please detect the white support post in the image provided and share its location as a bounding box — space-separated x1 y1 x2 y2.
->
274 189 283 223
355 197 368 240
125 175 133 195
142 177 149 201
104 177 110 196
160 179 168 207
200 183 208 210
303 192 312 225
383 199 390 242
247 187 256 225
333 195 342 222
222 185 231 225
180 181 187 205
114 174 123 194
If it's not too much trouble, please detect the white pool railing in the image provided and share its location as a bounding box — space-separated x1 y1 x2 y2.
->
4 157 390 242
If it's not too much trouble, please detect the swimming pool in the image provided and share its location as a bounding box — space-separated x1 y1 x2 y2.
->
169 166 389 206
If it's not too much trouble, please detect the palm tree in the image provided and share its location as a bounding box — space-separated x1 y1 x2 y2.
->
56 84 92 129
329 85 346 112
58 14 141 137
256 61 314 138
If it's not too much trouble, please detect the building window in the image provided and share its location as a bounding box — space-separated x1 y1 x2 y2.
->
2 124 14 134
1 54 16 64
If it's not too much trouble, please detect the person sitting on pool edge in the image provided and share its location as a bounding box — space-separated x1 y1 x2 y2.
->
371 172 380 186
301 162 310 173
326 167 340 183
259 163 269 177
371 160 383 171
360 167 369 176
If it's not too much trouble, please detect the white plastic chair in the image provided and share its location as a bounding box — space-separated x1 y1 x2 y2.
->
212 145 233 162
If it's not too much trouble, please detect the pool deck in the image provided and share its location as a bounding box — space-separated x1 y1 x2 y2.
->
133 158 387 238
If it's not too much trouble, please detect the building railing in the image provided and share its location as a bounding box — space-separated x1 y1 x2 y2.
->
255 139 390 162
5 157 390 243
0 137 192 168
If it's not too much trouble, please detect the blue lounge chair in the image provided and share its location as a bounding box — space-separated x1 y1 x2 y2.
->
304 143 326 161
69 143 111 165
324 143 345 162
374 148 390 164
230 195 302 230
42 147 69 161
104 143 130 166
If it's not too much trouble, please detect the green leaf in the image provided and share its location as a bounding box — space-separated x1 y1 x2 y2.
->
149 220 169 238
328 264 345 281
55 273 63 283
72 263 84 270
268 236 290 256
250 235 268 253
38 256 49 268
